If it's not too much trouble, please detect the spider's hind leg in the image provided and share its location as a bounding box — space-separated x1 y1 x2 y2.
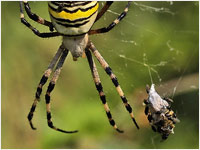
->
27 45 64 130
85 48 123 133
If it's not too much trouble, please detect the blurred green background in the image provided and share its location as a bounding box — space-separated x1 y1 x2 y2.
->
1 1 199 149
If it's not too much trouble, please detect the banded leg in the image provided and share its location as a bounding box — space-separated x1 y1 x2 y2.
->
85 49 123 133
20 2 60 38
88 41 139 129
27 44 64 130
22 1 54 31
89 2 131 35
45 50 78 133
95 1 113 22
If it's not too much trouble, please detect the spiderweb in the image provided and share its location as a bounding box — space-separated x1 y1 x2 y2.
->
93 1 198 148
99 1 198 95
1 1 197 149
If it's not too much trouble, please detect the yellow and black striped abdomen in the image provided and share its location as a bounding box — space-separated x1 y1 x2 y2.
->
48 1 99 36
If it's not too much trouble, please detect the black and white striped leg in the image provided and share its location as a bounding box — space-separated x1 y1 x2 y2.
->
85 49 123 133
20 2 60 38
22 1 54 31
89 2 131 35
27 44 64 130
95 1 113 22
88 41 139 129
45 50 78 133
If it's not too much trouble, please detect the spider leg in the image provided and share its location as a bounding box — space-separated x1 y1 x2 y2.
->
20 2 60 38
45 49 78 133
27 44 64 130
89 2 131 35
85 48 123 133
22 1 54 31
88 41 139 129
95 1 113 22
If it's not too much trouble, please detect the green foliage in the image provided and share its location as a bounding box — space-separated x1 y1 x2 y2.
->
2 1 198 149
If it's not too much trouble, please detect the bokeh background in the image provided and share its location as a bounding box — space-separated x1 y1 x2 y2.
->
2 1 199 149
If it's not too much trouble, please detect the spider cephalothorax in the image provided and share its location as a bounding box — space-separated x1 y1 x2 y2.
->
20 1 139 134
144 84 180 140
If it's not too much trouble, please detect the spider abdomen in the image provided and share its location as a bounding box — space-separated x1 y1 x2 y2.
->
48 1 99 36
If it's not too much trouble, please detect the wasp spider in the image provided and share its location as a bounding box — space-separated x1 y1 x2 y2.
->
144 84 180 140
20 1 139 133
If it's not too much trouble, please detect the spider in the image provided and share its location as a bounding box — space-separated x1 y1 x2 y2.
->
144 84 180 140
20 1 139 134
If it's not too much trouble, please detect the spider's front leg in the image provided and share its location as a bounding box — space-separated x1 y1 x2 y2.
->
27 44 64 130
88 41 139 130
94 1 113 22
89 2 131 35
22 1 54 31
20 1 60 38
